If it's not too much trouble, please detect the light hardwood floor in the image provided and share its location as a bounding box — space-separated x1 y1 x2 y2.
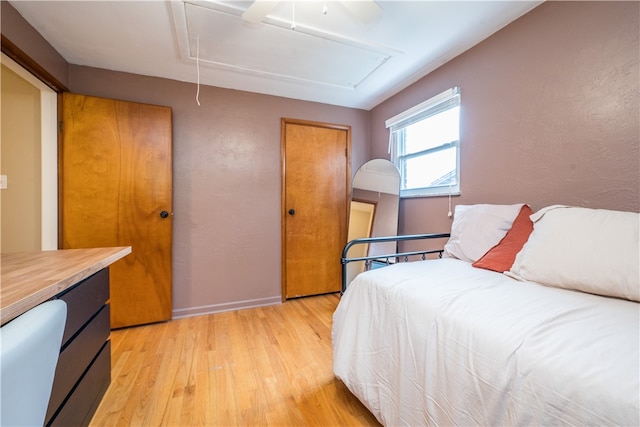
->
90 293 381 426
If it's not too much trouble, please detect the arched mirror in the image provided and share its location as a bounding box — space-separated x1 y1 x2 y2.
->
346 159 400 286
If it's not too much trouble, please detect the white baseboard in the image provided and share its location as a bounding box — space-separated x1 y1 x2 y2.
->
171 295 282 319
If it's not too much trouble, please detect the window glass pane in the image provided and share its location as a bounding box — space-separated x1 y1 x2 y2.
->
402 147 457 190
404 106 459 155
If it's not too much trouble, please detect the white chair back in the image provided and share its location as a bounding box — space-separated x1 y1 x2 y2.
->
0 300 67 427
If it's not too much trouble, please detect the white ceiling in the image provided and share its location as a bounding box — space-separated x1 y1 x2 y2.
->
9 0 542 110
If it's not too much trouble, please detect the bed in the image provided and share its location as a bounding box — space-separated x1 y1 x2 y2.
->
333 204 640 426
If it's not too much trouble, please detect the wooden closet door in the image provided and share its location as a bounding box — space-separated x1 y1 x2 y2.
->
60 93 172 328
282 119 350 299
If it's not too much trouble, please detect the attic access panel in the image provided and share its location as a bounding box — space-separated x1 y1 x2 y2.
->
178 1 392 89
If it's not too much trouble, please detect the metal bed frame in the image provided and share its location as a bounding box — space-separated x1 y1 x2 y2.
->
341 233 451 294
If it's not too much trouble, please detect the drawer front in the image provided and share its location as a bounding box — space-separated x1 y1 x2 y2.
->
57 268 109 346
47 340 111 427
45 304 110 424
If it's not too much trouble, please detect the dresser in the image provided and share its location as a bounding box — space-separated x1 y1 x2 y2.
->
1 247 131 426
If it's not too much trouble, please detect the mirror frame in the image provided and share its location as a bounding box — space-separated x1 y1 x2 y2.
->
346 159 400 286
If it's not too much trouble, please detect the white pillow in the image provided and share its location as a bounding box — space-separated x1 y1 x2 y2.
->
443 204 524 263
508 205 640 302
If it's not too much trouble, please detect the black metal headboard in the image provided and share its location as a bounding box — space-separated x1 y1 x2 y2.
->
340 233 450 294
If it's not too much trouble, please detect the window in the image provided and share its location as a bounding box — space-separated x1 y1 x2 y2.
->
386 87 460 198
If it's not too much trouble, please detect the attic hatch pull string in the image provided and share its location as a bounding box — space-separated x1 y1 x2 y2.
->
195 36 201 106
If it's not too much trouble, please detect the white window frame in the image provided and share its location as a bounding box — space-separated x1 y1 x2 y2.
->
386 87 461 198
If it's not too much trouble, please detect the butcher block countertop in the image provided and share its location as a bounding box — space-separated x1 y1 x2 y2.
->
1 247 131 325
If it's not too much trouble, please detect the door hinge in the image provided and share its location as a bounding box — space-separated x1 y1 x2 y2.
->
345 148 348 157
58 121 63 132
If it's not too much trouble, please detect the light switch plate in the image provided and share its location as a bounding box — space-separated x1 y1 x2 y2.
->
0 175 7 190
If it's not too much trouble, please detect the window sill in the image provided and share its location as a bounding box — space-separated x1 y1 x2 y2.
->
400 190 461 199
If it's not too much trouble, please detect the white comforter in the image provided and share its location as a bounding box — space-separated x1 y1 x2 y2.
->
332 258 640 426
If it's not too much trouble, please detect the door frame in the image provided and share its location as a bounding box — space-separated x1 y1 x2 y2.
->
280 117 351 301
1 53 58 250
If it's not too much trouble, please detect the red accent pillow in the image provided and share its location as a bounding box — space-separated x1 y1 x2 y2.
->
472 204 534 272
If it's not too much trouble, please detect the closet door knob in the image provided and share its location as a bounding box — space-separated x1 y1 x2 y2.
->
160 211 169 219
288 209 296 216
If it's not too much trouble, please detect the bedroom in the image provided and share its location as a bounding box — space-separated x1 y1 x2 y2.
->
1 0 638 425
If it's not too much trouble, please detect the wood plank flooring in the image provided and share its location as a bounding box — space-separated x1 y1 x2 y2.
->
89 293 381 426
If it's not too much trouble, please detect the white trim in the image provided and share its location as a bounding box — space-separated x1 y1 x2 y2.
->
40 90 57 250
172 295 282 319
1 53 58 250
385 86 459 129
401 187 461 199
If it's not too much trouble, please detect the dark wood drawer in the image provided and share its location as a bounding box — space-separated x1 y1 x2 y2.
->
57 268 109 346
48 340 111 427
45 304 110 424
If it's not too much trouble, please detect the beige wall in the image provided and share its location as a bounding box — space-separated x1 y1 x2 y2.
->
371 1 639 242
1 64 42 251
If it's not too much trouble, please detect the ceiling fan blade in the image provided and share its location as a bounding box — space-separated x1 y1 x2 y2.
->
340 0 381 24
242 0 280 24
